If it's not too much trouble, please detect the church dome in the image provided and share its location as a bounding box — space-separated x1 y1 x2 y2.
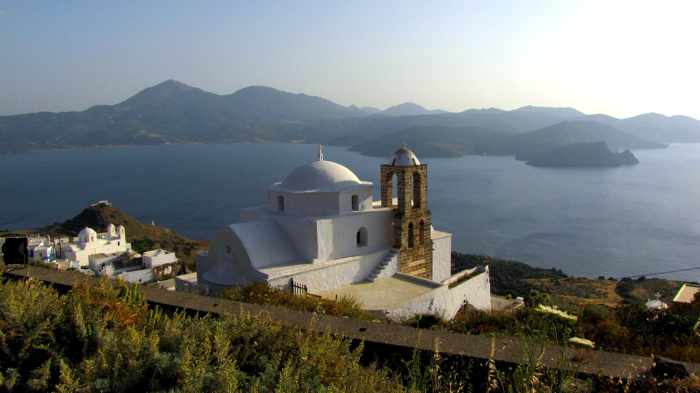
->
277 160 362 192
390 146 421 166
78 227 97 243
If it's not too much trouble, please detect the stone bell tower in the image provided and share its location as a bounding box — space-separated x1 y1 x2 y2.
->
380 146 433 279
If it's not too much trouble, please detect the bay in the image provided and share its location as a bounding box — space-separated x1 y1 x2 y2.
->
1 142 699 280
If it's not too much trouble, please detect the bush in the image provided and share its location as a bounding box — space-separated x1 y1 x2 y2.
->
221 282 374 320
449 309 518 335
0 278 403 392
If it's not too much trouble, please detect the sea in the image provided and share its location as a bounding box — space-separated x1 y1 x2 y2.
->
1 142 699 281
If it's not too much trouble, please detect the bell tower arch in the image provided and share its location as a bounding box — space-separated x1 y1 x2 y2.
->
380 146 433 279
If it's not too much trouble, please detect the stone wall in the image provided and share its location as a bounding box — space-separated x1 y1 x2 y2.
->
380 163 433 279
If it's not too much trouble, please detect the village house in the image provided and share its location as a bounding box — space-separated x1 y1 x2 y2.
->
26 223 178 285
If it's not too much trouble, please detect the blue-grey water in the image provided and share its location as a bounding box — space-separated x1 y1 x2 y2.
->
1 143 699 281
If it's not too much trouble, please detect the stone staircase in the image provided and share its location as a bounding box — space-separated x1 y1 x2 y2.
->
367 249 399 282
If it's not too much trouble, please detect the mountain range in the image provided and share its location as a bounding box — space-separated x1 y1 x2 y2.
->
0 79 697 156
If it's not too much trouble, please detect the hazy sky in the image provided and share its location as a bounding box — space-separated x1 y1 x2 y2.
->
2 1 699 118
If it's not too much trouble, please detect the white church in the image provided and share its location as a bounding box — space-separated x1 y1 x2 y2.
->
196 146 491 319
63 224 132 268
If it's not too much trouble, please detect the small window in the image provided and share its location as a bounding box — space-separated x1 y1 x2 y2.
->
356 227 368 247
351 195 359 211
277 195 285 211
408 223 414 248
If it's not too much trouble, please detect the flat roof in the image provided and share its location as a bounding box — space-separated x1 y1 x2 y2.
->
318 275 436 311
673 283 700 303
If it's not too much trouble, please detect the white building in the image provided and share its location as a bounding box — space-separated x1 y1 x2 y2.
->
63 224 131 268
143 249 178 268
196 146 491 319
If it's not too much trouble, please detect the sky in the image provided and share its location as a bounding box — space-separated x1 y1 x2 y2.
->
1 0 699 118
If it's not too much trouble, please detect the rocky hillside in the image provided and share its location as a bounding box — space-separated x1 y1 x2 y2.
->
42 203 206 270
525 141 639 167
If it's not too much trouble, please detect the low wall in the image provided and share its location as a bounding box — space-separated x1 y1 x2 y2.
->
267 249 388 293
5 264 700 380
385 268 491 320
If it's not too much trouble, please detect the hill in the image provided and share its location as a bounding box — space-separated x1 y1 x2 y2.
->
381 102 448 116
41 203 206 270
525 142 639 167
0 80 366 153
324 106 590 147
348 121 664 160
348 125 513 157
512 121 665 161
582 112 700 143
2 79 699 154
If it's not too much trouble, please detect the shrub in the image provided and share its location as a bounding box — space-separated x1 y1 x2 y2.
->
0 278 403 392
221 282 374 320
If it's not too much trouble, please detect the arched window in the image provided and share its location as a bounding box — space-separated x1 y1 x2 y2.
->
412 172 421 209
408 222 414 248
351 195 359 211
277 195 285 211
356 227 368 247
419 220 426 244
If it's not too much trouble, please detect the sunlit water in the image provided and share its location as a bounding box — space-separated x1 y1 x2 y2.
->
2 143 699 280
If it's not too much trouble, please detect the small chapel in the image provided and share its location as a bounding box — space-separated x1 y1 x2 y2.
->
196 146 491 319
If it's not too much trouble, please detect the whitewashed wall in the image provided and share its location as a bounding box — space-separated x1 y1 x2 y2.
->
431 233 452 282
274 216 319 260
318 210 393 261
118 268 154 284
267 249 388 293
338 188 373 214
385 268 491 320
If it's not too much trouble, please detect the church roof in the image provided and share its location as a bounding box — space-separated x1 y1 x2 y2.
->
390 146 421 166
272 159 365 193
78 227 97 242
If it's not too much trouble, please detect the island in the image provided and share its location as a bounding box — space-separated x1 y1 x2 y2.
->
525 141 639 168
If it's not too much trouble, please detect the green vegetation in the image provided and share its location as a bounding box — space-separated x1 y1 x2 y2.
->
221 282 375 320
0 276 404 392
3 267 700 391
452 253 566 298
616 277 684 305
448 298 700 364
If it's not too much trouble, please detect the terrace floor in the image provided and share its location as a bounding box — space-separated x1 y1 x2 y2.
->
318 276 436 310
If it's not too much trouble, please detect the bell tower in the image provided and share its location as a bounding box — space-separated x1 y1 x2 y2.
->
380 146 433 279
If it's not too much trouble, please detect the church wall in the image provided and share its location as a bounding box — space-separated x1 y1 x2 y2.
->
267 249 388 293
338 187 373 214
197 227 262 289
274 216 319 260
320 210 393 261
268 191 339 216
432 234 452 282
